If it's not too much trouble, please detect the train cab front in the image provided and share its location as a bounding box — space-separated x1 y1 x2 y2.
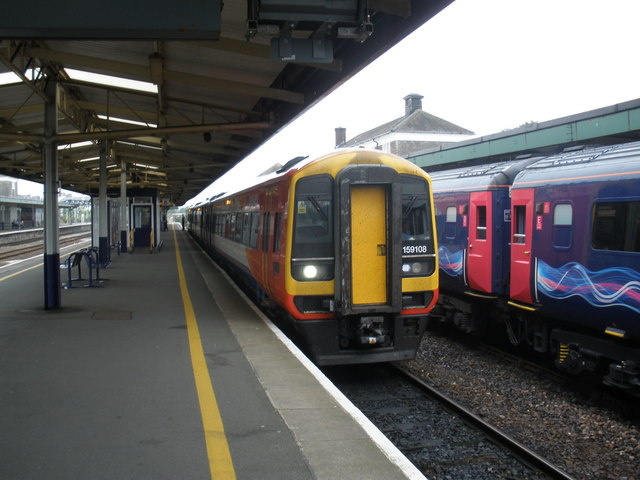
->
284 155 439 365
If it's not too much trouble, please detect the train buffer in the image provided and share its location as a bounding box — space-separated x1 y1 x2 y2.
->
61 248 108 289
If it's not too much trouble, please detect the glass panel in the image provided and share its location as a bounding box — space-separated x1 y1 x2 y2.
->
554 204 573 225
476 205 487 240
401 175 435 276
513 205 526 244
592 201 640 252
249 212 260 249
292 175 333 259
274 212 282 252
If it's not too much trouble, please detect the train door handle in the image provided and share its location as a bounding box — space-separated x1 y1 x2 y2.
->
524 250 530 255
377 244 387 256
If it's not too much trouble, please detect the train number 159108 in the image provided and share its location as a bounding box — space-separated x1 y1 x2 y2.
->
402 244 428 255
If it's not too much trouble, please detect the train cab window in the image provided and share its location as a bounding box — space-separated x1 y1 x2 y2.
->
292 175 334 281
476 206 487 240
592 201 640 252
401 176 435 277
553 203 573 248
513 205 527 244
445 206 457 239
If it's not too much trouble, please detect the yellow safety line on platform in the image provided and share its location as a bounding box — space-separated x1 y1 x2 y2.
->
0 247 84 282
173 229 236 480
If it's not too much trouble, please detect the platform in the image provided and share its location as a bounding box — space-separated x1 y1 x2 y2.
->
0 227 424 480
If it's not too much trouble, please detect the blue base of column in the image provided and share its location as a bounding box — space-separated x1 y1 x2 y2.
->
121 230 128 253
99 236 110 267
44 253 61 309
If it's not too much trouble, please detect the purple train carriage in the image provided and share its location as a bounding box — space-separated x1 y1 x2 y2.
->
430 141 640 392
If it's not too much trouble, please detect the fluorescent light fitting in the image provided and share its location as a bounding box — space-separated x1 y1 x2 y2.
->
66 68 158 93
58 141 94 150
98 115 157 128
118 141 162 151
133 162 159 170
77 156 100 163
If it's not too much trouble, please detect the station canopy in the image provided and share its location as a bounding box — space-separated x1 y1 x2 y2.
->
0 0 451 206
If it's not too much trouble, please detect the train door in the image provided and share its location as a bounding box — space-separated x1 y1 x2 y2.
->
510 188 534 304
351 185 387 305
467 191 493 293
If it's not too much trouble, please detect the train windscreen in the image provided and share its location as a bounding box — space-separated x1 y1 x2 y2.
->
401 175 436 276
291 175 334 281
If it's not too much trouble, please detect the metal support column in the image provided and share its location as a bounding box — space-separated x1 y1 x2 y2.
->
98 140 110 266
43 76 60 309
120 158 128 253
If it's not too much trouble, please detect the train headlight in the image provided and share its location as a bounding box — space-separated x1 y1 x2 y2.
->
291 259 334 281
302 265 318 279
401 258 436 277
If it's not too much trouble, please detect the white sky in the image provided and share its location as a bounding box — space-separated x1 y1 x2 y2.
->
188 0 640 204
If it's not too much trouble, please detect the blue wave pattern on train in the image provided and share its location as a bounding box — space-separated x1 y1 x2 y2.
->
537 260 640 315
429 141 640 393
438 245 464 277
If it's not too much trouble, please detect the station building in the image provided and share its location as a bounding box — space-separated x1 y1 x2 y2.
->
335 94 475 156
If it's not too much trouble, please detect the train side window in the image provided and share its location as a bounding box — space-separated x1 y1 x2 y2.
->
242 213 251 245
229 214 236 239
476 206 487 240
592 201 640 252
273 212 282 252
513 205 526 244
235 213 243 242
445 206 457 239
553 203 573 248
249 212 260 249
262 212 270 252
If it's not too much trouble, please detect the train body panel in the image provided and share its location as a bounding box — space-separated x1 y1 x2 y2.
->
432 159 537 298
511 143 640 340
189 149 439 365
431 142 640 392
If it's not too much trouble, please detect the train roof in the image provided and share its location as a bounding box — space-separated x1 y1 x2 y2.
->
429 157 543 192
513 140 640 188
200 148 421 204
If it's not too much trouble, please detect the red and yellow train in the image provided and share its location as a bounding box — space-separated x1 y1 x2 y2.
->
188 149 438 365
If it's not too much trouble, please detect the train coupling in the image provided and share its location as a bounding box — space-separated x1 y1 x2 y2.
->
603 361 640 392
357 316 391 347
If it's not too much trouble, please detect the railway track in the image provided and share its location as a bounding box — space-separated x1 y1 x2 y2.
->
0 232 90 262
394 365 576 480
324 363 575 480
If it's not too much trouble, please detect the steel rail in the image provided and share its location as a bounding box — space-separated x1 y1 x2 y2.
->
394 364 577 480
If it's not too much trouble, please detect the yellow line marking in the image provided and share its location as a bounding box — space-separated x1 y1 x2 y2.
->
173 229 236 480
0 245 86 282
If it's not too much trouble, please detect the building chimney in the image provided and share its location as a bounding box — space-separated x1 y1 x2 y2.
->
335 127 346 147
404 93 423 116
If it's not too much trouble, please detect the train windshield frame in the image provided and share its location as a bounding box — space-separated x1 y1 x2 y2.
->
291 174 335 281
401 175 436 276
